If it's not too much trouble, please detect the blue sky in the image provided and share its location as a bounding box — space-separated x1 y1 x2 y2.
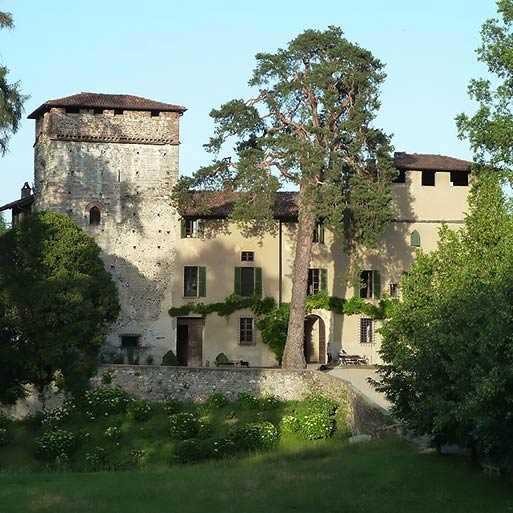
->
0 0 497 207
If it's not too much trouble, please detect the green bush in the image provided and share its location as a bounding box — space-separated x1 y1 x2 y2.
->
215 352 230 365
299 413 335 440
237 390 259 409
104 425 121 441
211 437 237 459
230 421 279 451
161 350 179 366
34 429 76 461
301 395 338 416
169 413 201 440
0 427 8 446
129 448 146 465
128 399 152 421
279 415 300 434
41 403 74 429
163 398 181 415
206 392 228 410
173 439 213 464
84 387 133 418
85 446 107 471
259 393 280 409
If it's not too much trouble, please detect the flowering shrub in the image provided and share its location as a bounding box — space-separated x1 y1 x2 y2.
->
212 437 237 459
230 421 279 451
128 399 152 421
163 398 181 415
84 387 133 418
299 413 335 440
85 446 107 471
206 392 228 410
0 428 8 446
130 449 146 465
41 402 74 429
301 395 338 416
279 415 300 434
259 393 280 410
169 413 201 439
237 390 259 410
34 429 75 461
173 439 213 464
104 425 121 441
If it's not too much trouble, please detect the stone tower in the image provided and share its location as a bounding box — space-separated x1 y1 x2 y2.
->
28 92 187 361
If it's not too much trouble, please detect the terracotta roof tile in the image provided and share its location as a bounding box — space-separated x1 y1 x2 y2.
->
393 152 472 172
28 92 187 119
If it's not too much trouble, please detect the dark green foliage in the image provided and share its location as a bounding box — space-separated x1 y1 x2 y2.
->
128 399 152 421
161 350 179 366
168 413 201 440
259 393 280 410
34 428 75 461
163 398 181 415
256 303 290 364
229 421 279 451
0 12 28 156
84 387 133 417
0 213 7 235
0 212 120 403
236 390 259 410
299 395 338 417
214 352 230 365
173 438 213 464
206 392 228 410
299 413 335 440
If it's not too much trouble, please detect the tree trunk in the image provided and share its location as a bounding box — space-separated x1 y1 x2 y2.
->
282 184 316 369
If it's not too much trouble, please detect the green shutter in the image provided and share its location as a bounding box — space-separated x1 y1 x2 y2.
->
373 270 381 299
197 219 205 239
254 267 262 297
410 230 421 247
198 266 206 297
180 218 186 238
234 267 242 295
319 225 325 244
320 268 328 293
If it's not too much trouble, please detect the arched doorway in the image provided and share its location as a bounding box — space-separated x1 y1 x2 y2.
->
304 315 326 364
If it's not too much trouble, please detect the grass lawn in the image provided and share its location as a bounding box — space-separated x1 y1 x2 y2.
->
0 438 512 513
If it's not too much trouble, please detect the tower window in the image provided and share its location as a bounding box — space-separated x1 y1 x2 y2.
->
421 170 436 186
89 206 101 225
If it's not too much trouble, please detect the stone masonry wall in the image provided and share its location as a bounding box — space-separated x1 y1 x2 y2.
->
91 365 388 435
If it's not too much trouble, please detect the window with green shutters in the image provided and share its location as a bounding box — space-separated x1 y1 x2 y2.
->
312 223 325 244
184 266 206 297
308 268 328 295
356 270 381 299
180 219 205 239
410 230 421 247
234 267 262 297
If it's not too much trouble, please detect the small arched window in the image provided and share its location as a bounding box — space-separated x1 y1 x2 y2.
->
410 230 421 247
89 206 101 225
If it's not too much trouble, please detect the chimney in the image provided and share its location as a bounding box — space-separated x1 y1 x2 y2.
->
21 182 32 198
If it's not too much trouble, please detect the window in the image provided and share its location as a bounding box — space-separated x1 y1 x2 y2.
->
393 169 406 183
241 251 254 262
184 266 206 297
410 230 421 247
239 317 254 345
234 267 262 297
360 318 373 344
120 334 141 348
180 218 205 239
89 206 101 225
312 223 325 244
421 170 436 186
390 283 398 297
450 171 469 186
308 268 328 295
358 270 381 299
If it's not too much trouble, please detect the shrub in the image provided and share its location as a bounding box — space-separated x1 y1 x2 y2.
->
173 439 213 464
0 427 8 446
237 390 259 410
104 425 121 441
206 392 228 410
259 393 280 410
301 395 338 416
163 398 181 415
0 413 9 429
85 446 107 471
215 352 230 365
212 437 237 459
101 368 116 385
299 413 335 440
169 413 200 440
84 387 133 418
34 429 76 461
41 402 74 429
128 399 152 421
279 415 300 434
161 350 179 366
130 448 146 465
230 421 279 451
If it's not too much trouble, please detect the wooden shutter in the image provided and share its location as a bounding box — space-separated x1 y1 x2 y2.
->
180 218 186 238
254 267 262 297
320 268 328 293
234 267 242 295
373 270 381 299
198 266 206 297
197 219 205 239
410 230 421 247
319 225 325 244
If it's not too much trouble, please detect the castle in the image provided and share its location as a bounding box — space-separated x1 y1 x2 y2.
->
0 93 471 366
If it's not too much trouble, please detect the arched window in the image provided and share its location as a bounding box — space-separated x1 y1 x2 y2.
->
410 230 421 247
89 206 101 225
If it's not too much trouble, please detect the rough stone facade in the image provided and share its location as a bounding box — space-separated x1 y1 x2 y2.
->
32 106 181 358
91 365 388 434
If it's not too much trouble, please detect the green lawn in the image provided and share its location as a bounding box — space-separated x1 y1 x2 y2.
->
1 438 512 513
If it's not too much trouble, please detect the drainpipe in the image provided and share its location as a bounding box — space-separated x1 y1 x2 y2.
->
278 219 283 305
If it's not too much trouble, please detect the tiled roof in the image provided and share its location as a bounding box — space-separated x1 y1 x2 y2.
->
0 194 34 212
28 92 187 119
394 152 472 172
180 191 299 219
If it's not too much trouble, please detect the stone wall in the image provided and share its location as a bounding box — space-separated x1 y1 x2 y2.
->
91 365 388 435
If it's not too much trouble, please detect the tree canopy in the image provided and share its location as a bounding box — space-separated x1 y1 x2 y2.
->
0 212 120 403
0 11 27 156
0 212 7 235
174 27 395 368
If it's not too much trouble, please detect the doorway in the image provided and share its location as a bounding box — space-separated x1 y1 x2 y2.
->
176 318 204 366
304 315 326 364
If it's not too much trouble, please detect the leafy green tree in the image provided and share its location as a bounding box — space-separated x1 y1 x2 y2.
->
0 12 27 155
0 212 120 403
174 27 395 368
376 172 513 461
0 212 7 235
